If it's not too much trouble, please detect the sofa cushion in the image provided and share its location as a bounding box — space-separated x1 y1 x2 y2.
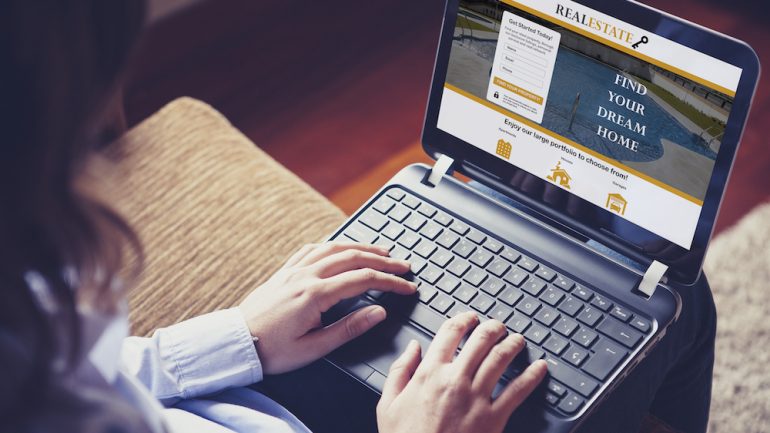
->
105 97 346 337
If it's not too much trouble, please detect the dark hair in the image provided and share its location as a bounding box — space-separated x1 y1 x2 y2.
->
0 1 147 431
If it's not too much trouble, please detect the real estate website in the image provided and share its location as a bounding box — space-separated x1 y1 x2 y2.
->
437 0 743 249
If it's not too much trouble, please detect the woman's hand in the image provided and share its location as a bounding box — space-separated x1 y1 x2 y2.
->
239 241 417 375
377 313 548 433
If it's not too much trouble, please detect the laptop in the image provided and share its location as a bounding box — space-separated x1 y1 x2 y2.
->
322 0 760 431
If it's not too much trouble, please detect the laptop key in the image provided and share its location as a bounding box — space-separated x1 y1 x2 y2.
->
404 214 427 232
344 222 378 244
522 278 547 297
413 242 437 259
541 286 565 306
373 197 396 214
398 231 421 250
420 265 443 285
450 220 470 235
545 393 561 406
430 293 455 314
417 204 437 218
388 205 411 223
597 318 643 348
501 247 521 264
447 303 473 318
630 317 651 333
436 231 460 249
447 260 471 277
466 229 487 244
481 277 506 297
506 315 531 334
434 212 454 227
572 328 598 348
469 249 494 268
591 295 613 312
554 275 576 291
374 237 395 251
452 240 476 258
536 266 557 282
437 275 461 294
583 339 628 381
553 317 579 337
610 306 633 323
499 287 524 307
487 259 511 278
470 293 495 314
516 296 542 317
454 284 478 304
390 245 410 261
518 256 539 272
558 296 583 317
547 381 568 397
558 392 585 414
534 307 559 327
421 221 443 240
410 258 427 275
402 195 421 209
381 224 405 241
417 285 438 304
488 303 514 322
524 323 549 345
543 335 569 356
577 307 603 327
463 267 488 287
429 248 453 268
545 357 599 398
503 267 528 287
386 189 405 201
483 238 504 253
563 346 589 367
572 285 593 301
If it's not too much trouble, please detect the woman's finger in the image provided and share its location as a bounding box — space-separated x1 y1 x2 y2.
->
454 320 508 376
420 312 478 366
314 269 417 310
379 340 422 411
281 243 320 269
311 249 410 278
472 333 526 393
493 360 548 416
296 241 389 267
299 305 388 361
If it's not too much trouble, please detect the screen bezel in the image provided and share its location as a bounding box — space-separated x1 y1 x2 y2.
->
422 0 761 285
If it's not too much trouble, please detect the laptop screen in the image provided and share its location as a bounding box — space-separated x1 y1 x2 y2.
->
436 0 743 250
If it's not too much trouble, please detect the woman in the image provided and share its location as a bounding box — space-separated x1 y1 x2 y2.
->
0 1 547 432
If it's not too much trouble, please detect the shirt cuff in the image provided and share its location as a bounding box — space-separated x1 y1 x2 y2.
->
161 307 263 398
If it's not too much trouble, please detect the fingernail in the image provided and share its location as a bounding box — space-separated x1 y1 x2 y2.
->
408 339 420 351
367 307 387 324
410 282 419 291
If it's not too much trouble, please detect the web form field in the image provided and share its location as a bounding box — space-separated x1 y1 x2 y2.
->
487 11 561 123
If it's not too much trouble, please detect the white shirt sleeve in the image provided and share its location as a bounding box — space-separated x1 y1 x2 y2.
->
120 307 263 406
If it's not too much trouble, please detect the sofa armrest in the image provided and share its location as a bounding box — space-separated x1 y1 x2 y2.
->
104 97 346 336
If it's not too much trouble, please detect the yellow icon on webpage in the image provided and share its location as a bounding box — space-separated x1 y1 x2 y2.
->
546 161 572 190
496 139 512 159
606 193 628 216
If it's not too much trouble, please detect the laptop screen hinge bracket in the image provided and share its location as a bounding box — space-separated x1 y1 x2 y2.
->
636 260 668 299
424 154 455 187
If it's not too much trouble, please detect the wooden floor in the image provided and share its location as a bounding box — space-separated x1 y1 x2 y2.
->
125 0 769 235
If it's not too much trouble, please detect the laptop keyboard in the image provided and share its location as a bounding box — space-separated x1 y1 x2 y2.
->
337 187 653 416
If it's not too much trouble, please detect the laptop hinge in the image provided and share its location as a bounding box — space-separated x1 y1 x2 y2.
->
424 154 455 187
636 260 668 299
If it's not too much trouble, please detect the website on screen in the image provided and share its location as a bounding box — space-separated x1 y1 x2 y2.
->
437 0 742 249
